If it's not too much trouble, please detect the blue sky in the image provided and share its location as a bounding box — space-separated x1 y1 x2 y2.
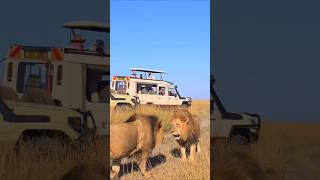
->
0 0 108 57
213 0 320 121
111 0 210 99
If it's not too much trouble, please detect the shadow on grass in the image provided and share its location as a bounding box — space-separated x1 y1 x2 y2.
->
119 153 166 177
170 148 181 158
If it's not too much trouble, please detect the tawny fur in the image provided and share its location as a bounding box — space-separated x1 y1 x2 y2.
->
171 109 201 160
110 114 164 179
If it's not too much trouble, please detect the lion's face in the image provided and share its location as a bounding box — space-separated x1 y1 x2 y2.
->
171 117 189 141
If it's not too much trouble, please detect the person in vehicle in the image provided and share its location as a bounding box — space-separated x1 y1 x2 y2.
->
159 87 165 96
67 33 85 50
91 39 105 54
141 86 147 94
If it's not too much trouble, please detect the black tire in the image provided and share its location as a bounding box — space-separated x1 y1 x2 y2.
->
230 133 250 145
181 103 189 109
16 132 71 155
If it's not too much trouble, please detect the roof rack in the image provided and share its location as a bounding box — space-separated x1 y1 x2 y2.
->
63 21 110 33
130 68 168 80
131 68 167 74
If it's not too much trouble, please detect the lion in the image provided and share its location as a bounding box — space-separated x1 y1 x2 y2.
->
170 109 201 161
110 114 164 179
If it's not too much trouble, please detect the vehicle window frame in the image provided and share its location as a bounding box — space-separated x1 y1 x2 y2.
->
16 62 50 93
137 83 158 95
85 64 109 103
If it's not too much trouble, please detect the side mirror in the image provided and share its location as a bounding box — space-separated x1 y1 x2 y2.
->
54 99 63 107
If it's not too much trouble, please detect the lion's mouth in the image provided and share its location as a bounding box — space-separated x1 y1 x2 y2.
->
172 133 181 139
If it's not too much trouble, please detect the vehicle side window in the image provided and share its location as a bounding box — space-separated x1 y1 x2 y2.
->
168 88 177 97
158 86 166 96
17 62 51 93
86 65 109 103
137 83 157 95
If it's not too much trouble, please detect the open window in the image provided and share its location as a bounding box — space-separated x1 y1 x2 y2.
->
86 65 109 103
168 87 177 97
158 86 166 96
137 83 157 95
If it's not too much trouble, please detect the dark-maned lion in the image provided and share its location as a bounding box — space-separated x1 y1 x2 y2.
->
110 114 164 179
171 109 201 161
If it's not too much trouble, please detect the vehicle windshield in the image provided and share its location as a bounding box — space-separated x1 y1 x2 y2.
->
115 81 126 92
168 87 180 98
175 88 182 98
17 62 53 93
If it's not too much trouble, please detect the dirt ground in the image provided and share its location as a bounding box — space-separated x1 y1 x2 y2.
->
115 100 211 180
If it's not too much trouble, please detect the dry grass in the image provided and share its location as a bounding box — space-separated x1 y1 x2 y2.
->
0 100 210 180
0 138 107 180
214 122 320 180
112 100 210 180
111 100 210 132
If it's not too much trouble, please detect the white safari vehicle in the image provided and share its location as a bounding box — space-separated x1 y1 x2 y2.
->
111 68 192 107
211 76 261 144
0 21 109 136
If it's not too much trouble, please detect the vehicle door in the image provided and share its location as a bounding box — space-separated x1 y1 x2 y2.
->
168 87 181 105
136 83 158 105
156 85 168 105
84 64 109 136
16 61 53 96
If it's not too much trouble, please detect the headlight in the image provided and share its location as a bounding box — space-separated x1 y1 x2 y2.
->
68 117 82 132
134 96 140 104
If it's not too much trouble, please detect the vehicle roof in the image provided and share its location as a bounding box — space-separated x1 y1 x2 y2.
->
128 77 174 85
63 21 110 33
131 68 167 74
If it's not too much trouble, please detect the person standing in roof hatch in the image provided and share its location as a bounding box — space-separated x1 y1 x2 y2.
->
92 39 105 54
67 33 85 50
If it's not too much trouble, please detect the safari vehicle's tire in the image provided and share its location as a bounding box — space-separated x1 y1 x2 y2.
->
181 103 189 109
15 131 72 155
230 133 250 145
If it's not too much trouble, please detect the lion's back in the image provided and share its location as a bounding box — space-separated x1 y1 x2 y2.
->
110 114 158 159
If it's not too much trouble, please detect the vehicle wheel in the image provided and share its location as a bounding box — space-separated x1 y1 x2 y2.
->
230 133 249 145
16 133 71 155
181 103 189 109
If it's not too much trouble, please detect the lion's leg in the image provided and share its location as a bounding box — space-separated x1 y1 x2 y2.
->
137 151 153 178
197 141 201 153
190 144 197 161
181 146 187 159
110 159 121 180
